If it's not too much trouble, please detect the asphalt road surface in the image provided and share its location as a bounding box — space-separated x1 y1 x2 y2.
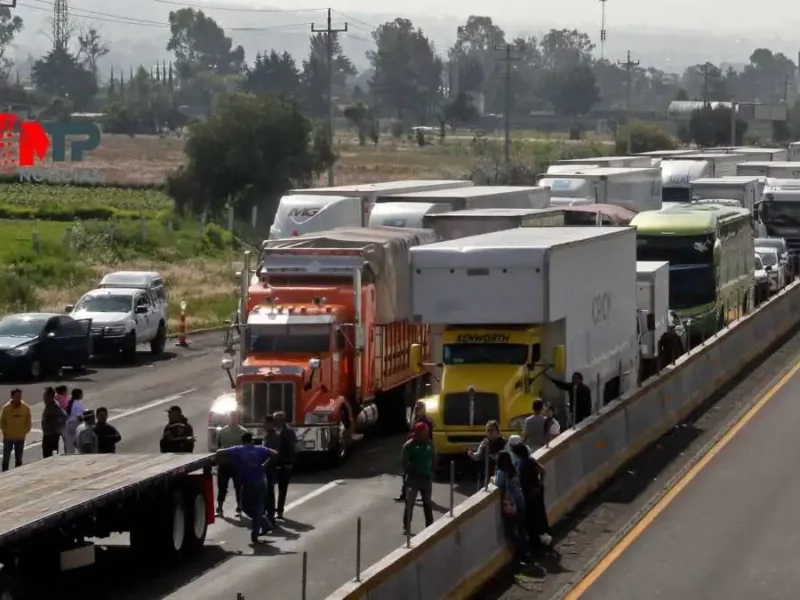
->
6 332 475 600
568 350 800 600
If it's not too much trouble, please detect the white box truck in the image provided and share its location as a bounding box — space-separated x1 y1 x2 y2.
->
759 179 800 270
638 150 696 159
661 160 712 203
555 155 654 168
269 179 472 238
378 185 551 211
636 261 670 381
538 167 662 212
409 227 638 443
737 161 800 179
789 142 800 161
422 207 565 240
689 176 762 212
368 202 451 228
732 147 787 161
665 153 742 177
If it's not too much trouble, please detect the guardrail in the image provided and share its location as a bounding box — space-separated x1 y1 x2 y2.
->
328 280 800 600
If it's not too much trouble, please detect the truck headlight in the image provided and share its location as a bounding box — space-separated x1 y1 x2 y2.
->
508 415 530 432
104 325 127 335
305 411 333 425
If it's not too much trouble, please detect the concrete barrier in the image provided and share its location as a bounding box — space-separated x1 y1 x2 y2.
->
328 280 800 600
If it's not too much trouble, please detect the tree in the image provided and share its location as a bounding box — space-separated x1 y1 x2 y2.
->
441 91 479 130
614 122 676 154
244 50 300 97
32 47 97 110
343 101 371 145
0 7 22 80
681 63 728 101
368 18 442 121
76 27 109 79
538 28 594 70
301 32 356 117
743 48 796 102
166 92 334 218
448 16 505 96
688 106 748 147
167 8 245 75
540 65 600 116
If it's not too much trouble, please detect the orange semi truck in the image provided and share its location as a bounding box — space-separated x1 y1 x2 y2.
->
216 227 437 464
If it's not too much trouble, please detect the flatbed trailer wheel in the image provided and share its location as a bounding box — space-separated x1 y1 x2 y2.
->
130 489 187 563
183 484 209 553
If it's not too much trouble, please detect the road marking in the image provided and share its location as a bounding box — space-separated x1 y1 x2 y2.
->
565 358 800 598
283 479 344 512
23 388 196 450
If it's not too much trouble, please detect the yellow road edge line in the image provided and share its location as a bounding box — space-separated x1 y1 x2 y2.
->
565 357 800 599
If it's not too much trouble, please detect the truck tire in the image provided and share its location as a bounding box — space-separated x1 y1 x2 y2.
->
130 489 187 563
150 322 167 355
183 484 209 554
324 410 350 467
123 332 137 364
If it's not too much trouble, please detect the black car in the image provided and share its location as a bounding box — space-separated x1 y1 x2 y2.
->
0 313 92 379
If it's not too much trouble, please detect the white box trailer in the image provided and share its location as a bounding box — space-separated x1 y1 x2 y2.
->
378 185 551 211
666 153 742 177
737 161 800 179
636 261 669 367
732 147 787 161
546 164 601 174
410 227 638 393
368 202 451 229
689 176 762 212
555 155 654 168
788 142 800 161
422 207 565 240
637 150 696 158
660 160 712 203
538 167 662 212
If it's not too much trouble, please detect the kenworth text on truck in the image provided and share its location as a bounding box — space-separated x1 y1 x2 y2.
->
632 203 755 342
216 227 436 464
409 226 639 459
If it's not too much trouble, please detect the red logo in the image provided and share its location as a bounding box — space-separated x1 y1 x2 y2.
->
0 113 49 170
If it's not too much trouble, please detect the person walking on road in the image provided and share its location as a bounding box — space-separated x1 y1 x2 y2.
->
522 399 559 452
217 431 278 544
510 440 552 548
546 372 592 426
76 410 99 454
1 389 31 471
496 450 530 564
64 388 86 454
401 422 435 536
262 415 281 524
468 420 506 485
273 411 297 520
396 400 435 503
94 407 121 453
41 387 67 459
216 411 247 517
159 406 195 453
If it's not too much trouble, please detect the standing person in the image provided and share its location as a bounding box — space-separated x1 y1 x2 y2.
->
216 412 248 517
273 411 297 520
41 387 67 459
94 407 122 453
495 450 530 564
261 415 281 524
159 406 195 453
0 389 31 471
468 420 506 485
64 388 86 454
76 410 99 454
401 422 435 536
509 441 553 548
522 399 559 452
55 385 69 411
217 431 278 544
396 401 435 503
546 372 592 426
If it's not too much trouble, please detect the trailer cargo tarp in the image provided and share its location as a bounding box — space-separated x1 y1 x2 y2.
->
265 226 438 323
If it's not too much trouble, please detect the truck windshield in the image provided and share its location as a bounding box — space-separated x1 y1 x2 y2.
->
74 294 132 313
756 250 777 267
662 187 691 202
636 233 715 265
762 201 800 226
248 323 330 354
443 343 528 365
669 265 716 309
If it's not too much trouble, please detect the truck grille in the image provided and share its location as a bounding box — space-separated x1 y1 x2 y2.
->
442 392 500 426
242 382 295 424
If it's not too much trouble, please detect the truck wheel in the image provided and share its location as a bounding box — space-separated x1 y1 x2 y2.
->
325 411 349 467
122 332 137 364
150 322 167 355
183 485 209 554
130 489 187 563
27 358 42 380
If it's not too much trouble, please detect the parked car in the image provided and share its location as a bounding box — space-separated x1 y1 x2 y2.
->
754 253 770 304
755 246 785 294
754 237 792 280
0 313 92 379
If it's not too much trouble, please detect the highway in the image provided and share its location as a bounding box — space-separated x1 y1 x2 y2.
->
10 332 474 600
566 355 800 600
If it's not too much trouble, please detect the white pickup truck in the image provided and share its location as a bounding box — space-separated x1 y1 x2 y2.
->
67 271 168 363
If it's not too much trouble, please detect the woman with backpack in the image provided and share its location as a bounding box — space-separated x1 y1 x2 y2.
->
510 441 553 548
495 450 530 564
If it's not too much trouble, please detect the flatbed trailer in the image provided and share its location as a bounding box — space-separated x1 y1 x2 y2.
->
0 453 215 598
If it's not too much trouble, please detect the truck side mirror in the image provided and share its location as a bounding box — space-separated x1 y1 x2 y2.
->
646 313 656 331
64 304 74 313
530 343 542 364
552 345 566 375
410 344 422 373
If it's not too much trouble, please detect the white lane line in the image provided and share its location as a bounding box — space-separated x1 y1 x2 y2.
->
23 388 197 449
283 479 344 512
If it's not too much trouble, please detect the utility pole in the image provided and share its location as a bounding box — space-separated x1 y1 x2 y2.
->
495 44 519 165
784 72 791 103
312 9 348 186
701 62 710 106
617 50 639 154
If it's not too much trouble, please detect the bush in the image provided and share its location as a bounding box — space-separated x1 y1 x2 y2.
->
390 120 406 139
0 270 39 312
614 122 676 154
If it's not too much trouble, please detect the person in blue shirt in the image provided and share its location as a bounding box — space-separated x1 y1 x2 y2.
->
217 431 278 543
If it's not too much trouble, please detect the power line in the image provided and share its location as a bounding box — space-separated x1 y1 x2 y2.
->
495 43 519 165
151 0 325 14
312 7 347 187
617 50 639 154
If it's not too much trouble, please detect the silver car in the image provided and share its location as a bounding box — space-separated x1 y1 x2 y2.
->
754 237 792 280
